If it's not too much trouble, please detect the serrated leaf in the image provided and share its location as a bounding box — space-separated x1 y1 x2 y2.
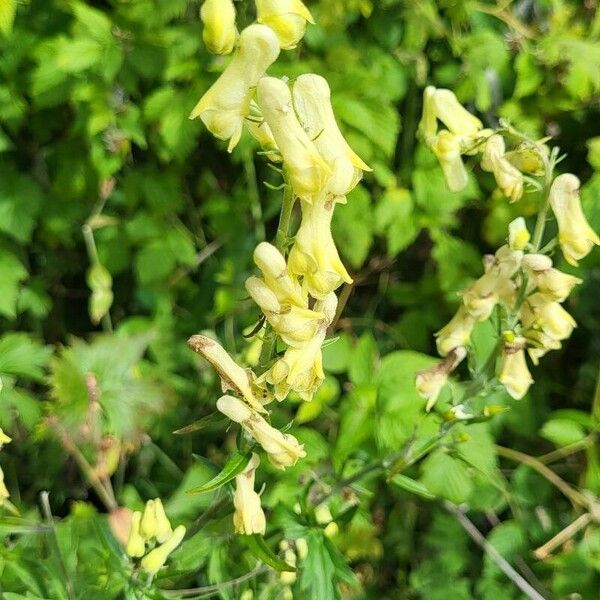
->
390 474 436 499
243 534 296 572
186 451 252 495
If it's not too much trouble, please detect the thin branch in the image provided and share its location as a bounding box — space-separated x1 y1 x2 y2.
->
533 512 592 560
444 501 547 600
162 565 268 598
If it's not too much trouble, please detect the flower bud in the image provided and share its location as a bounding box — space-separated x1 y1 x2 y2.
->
190 25 280 152
288 194 353 298
508 217 530 251
141 525 186 576
505 144 546 175
498 348 533 400
481 135 524 202
435 306 477 356
125 511 145 558
140 499 158 540
153 499 173 544
216 395 306 468
430 131 468 192
255 0 315 49
533 268 582 302
256 77 330 201
187 335 267 413
549 173 600 265
200 0 237 55
245 276 281 314
292 74 370 196
421 87 483 137
233 453 266 535
415 347 466 411
521 253 553 272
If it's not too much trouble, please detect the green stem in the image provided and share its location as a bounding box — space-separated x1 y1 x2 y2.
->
258 183 296 367
530 150 556 252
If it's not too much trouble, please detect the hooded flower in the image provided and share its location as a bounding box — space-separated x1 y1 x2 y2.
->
141 525 186 576
481 134 524 202
200 0 237 55
125 511 145 558
521 293 577 342
522 254 582 302
498 345 533 400
233 453 266 535
217 395 306 468
140 498 173 544
190 24 280 152
435 305 477 356
187 334 269 412
288 193 353 299
255 0 314 49
548 173 600 265
419 86 484 192
508 217 530 251
265 292 337 401
415 347 467 411
256 76 330 201
292 74 370 196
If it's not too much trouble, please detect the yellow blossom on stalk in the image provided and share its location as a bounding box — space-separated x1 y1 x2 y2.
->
435 305 477 356
498 344 533 400
141 525 186 576
288 193 353 298
140 498 173 544
216 395 306 468
481 134 524 202
125 511 145 558
253 242 305 307
232 453 266 535
187 334 269 412
460 245 522 320
200 0 237 55
245 101 280 160
419 86 485 192
0 429 10 449
245 276 323 346
524 329 562 365
255 0 315 49
522 254 582 302
292 74 371 196
265 292 337 401
416 347 467 411
190 24 280 152
548 173 600 265
508 217 530 251
521 293 577 341
256 76 330 201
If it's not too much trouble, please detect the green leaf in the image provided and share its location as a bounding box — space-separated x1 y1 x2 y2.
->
186 451 252 495
374 187 418 255
0 334 50 381
390 474 436 500
173 412 227 435
420 451 474 504
0 0 16 36
348 332 378 386
540 418 586 447
0 250 27 318
243 534 296 572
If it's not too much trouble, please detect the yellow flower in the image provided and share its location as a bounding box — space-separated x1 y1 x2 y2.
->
460 245 522 320
216 395 306 468
125 511 145 558
288 193 353 298
141 525 186 576
253 242 305 307
189 24 280 152
0 467 9 506
256 76 330 201
481 134 524 202
187 334 268 413
200 0 237 55
233 453 266 535
0 428 11 449
522 254 582 302
246 276 323 346
435 306 477 356
292 74 370 196
498 347 533 400
140 498 173 544
521 293 577 341
255 0 315 49
508 217 530 251
265 293 337 401
245 101 280 160
415 347 466 411
549 173 600 265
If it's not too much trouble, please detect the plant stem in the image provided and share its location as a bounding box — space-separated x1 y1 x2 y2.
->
530 150 556 252
444 501 547 600
258 183 296 367
244 151 266 242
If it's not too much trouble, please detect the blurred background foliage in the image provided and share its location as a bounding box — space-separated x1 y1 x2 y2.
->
0 0 599 598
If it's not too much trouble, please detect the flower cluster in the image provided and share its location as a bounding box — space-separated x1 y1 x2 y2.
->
125 498 186 576
189 2 369 536
0 428 11 507
416 88 598 408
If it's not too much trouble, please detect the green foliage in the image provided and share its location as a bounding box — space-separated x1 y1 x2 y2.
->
1 0 599 598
